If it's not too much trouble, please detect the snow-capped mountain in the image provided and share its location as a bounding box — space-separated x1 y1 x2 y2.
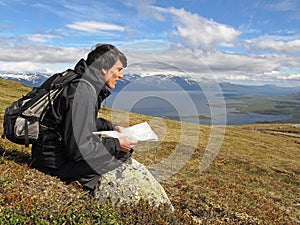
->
114 74 204 91
0 71 50 87
114 74 299 95
0 71 210 91
1 71 299 95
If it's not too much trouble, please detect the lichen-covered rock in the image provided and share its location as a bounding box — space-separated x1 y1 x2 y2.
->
93 158 174 211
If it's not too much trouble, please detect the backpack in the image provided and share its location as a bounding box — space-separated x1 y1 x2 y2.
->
1 69 94 147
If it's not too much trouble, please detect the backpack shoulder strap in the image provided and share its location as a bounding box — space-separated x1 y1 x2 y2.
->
75 79 97 96
49 70 81 89
46 70 96 96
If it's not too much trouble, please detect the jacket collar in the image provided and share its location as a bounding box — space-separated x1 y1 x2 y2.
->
73 58 111 99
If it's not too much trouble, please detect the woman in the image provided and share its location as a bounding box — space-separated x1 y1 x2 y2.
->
30 44 173 209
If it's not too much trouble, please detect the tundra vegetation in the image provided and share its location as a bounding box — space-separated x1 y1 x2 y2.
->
0 78 299 224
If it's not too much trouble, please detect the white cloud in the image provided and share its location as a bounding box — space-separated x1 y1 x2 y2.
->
132 3 242 50
223 70 300 86
123 41 300 86
66 21 125 33
0 61 46 72
26 34 63 43
203 51 283 73
0 38 299 86
0 42 87 63
287 74 300 79
163 7 241 51
249 39 300 54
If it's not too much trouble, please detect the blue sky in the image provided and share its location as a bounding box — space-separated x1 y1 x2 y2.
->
0 0 299 86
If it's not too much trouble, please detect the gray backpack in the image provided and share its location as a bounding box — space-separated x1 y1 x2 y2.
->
2 70 94 147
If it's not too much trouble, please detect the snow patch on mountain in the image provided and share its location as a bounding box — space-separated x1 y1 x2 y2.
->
0 71 50 86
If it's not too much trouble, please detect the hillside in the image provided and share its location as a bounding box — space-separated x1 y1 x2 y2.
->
0 78 300 224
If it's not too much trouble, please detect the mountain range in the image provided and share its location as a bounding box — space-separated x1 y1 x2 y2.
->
1 71 299 124
0 71 50 87
0 71 299 96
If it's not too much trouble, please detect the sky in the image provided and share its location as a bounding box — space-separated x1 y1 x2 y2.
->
0 0 299 86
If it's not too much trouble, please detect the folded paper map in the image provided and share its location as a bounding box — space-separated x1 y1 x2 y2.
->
93 122 158 141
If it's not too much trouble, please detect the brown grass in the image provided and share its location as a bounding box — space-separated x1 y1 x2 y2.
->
1 78 300 224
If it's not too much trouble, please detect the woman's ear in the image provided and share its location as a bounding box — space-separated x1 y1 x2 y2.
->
101 68 107 75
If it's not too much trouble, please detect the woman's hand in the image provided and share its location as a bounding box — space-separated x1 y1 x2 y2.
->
118 136 137 152
115 126 123 133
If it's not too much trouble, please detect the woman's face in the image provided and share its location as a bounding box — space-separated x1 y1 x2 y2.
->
102 59 124 89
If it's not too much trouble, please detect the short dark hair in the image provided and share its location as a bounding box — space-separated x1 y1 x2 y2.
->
86 44 127 70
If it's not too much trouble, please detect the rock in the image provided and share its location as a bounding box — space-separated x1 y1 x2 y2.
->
292 124 300 129
93 158 174 211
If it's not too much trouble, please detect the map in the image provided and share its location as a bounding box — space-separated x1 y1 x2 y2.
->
93 122 158 141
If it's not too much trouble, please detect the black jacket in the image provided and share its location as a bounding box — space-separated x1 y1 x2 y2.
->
30 59 127 189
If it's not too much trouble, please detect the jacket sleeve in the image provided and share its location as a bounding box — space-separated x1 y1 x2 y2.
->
95 117 115 131
61 81 122 174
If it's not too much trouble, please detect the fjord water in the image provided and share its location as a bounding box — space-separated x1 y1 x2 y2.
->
106 91 292 125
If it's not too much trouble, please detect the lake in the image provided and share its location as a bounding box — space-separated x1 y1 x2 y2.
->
105 91 292 125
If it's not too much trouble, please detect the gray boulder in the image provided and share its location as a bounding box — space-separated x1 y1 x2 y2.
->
93 158 174 211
